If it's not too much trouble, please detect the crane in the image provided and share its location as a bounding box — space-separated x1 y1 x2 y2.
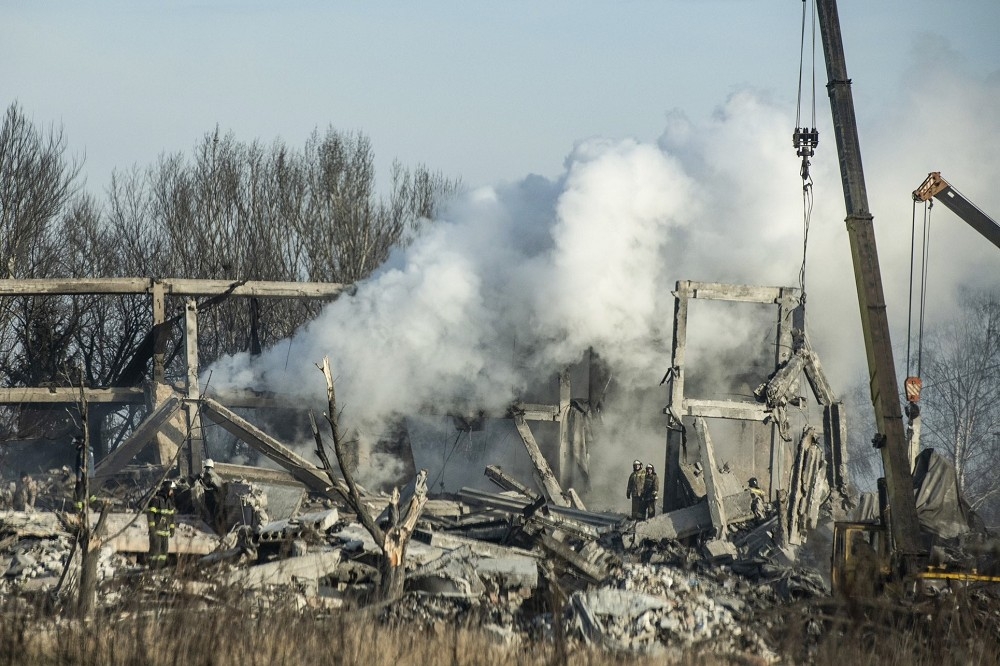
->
912 172 1000 250
814 0 924 572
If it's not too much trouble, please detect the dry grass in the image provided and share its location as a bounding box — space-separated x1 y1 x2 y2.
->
3 576 1000 666
763 591 1000 665
0 584 737 666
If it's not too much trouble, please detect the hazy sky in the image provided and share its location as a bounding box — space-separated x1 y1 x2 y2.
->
3 1 998 193
4 1 999 500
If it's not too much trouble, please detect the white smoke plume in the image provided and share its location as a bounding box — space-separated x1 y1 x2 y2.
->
209 39 999 512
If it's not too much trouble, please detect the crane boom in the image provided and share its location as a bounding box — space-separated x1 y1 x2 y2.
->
816 0 923 558
913 172 1000 250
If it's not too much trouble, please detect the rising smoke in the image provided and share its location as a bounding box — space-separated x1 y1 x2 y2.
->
209 39 999 512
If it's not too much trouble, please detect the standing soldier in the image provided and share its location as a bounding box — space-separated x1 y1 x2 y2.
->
147 481 176 569
626 460 646 519
642 464 659 519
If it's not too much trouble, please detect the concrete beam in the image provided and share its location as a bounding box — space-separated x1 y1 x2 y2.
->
258 509 339 543
0 387 146 405
227 550 343 588
683 399 769 421
0 277 349 299
102 514 219 555
694 418 727 538
414 530 542 560
484 465 538 500
676 281 801 305
200 398 344 499
557 369 572 487
513 415 569 507
631 492 755 542
214 462 303 486
509 403 561 422
93 396 182 480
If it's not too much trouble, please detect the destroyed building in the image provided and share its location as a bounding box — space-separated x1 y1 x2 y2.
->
0 274 879 662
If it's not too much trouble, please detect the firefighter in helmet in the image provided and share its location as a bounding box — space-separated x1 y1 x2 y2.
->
642 464 659 519
147 480 177 569
626 460 646 519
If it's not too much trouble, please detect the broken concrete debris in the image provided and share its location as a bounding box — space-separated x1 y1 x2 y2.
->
0 457 842 661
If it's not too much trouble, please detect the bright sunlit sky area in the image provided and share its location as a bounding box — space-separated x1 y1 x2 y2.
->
3 1 998 194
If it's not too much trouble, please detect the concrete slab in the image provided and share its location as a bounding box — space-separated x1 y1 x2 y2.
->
258 509 338 543
227 549 343 588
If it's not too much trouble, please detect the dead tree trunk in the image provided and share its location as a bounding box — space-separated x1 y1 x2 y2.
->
77 502 110 618
74 390 112 617
313 356 427 603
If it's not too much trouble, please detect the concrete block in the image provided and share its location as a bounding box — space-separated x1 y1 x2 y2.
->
477 556 538 590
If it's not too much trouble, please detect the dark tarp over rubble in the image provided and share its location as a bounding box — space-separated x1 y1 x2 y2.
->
912 448 978 540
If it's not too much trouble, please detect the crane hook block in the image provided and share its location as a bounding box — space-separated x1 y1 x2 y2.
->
904 376 922 403
793 127 819 158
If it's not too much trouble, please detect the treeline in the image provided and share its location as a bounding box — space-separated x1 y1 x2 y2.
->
0 101 459 447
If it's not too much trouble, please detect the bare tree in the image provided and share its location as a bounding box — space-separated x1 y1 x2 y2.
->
0 103 85 440
313 356 427 602
919 288 1000 519
0 102 81 279
297 128 459 284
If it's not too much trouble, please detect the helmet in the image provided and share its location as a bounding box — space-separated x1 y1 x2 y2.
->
161 480 176 493
646 464 655 472
748 477 760 489
633 459 642 468
203 458 215 469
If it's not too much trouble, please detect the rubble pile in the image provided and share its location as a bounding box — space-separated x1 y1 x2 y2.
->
2 533 74 591
559 563 775 658
0 463 842 662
